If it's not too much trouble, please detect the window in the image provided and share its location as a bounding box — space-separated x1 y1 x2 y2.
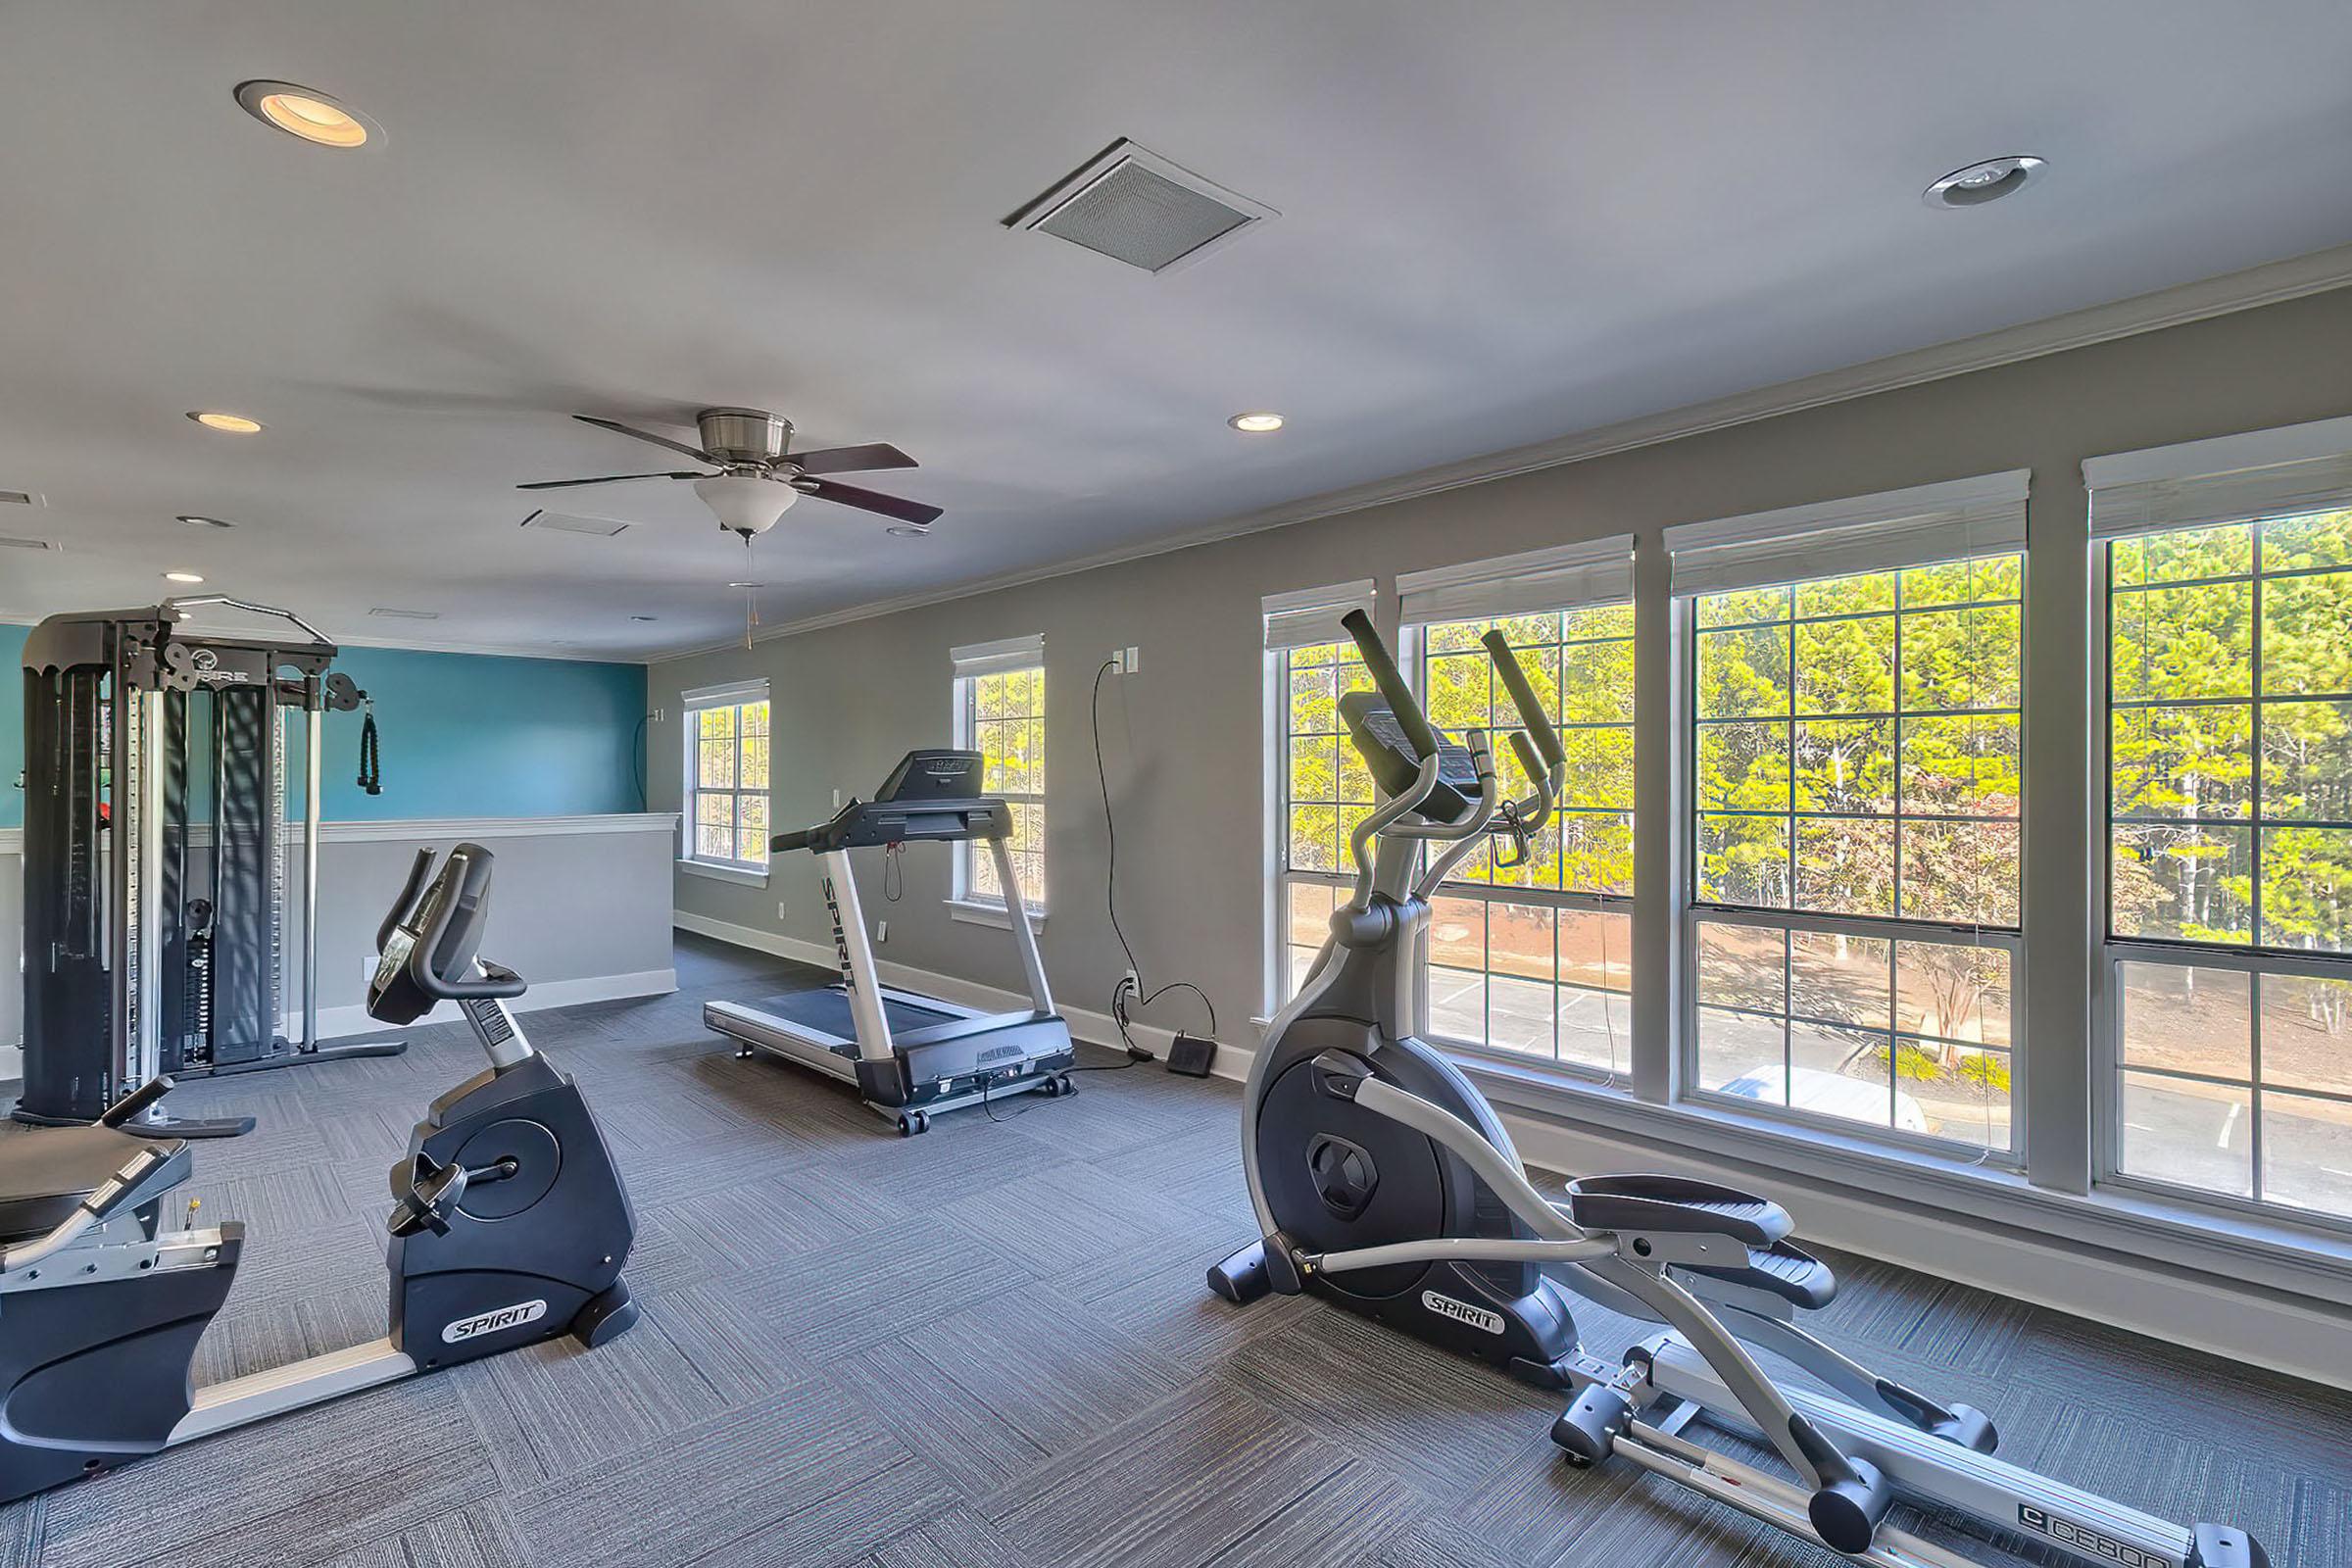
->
1403 538 1636 1076
951 635 1046 914
2090 415 2352 1224
1669 473 2030 1153
1266 581 1377 1004
682 679 770 874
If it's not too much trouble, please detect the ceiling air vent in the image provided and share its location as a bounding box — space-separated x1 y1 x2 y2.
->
0 490 34 506
0 535 58 551
520 509 631 538
1005 138 1275 273
368 607 440 620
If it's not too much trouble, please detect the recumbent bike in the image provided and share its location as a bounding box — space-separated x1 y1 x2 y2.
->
0 842 638 1503
1209 611 2263 1568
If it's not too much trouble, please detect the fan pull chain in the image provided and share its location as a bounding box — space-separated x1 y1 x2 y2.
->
743 535 760 651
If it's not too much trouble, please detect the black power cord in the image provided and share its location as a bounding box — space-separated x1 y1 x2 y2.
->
1086 656 1216 1072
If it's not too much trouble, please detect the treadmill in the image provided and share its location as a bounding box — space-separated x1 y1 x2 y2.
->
704 749 1078 1135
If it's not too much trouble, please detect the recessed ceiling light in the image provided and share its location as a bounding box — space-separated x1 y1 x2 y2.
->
234 80 375 148
188 411 264 434
1228 412 1285 433
1923 156 2045 209
629 614 659 621
886 525 930 538
176 514 237 529
164 570 205 583
725 581 764 590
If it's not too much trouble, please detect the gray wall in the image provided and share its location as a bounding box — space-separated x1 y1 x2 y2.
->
656 286 2352 1056
2 816 677 1080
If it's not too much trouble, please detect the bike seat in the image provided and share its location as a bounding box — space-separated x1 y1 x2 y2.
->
1681 1237 1838 1310
1564 1174 1792 1247
0 1124 183 1244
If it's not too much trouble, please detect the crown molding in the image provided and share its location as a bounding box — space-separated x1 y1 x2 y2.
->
0 610 644 665
650 240 2352 665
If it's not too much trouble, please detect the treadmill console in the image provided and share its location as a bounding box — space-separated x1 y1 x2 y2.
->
875 749 986 802
773 749 1012 856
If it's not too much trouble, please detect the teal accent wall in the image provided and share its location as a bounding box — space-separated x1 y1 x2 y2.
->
314 648 648 820
0 628 647 827
0 623 26 828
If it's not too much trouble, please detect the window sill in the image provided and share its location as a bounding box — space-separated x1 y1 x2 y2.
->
948 897 1046 932
1456 1054 2352 1298
678 858 768 889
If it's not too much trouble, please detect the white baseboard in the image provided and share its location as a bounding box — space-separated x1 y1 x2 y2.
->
671 910 1189 1064
306 966 678 1040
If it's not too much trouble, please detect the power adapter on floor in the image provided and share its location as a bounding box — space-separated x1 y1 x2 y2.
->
1165 1033 1217 1078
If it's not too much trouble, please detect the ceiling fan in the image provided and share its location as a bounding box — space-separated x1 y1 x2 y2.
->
520 408 943 539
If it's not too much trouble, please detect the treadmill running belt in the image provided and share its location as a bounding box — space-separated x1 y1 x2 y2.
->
749 988 959 1054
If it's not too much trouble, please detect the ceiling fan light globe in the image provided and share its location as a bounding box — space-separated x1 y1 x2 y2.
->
693 474 796 537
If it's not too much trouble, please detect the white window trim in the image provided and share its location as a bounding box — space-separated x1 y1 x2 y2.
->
2084 412 2352 538
1669 484 2032 1162
677 858 768 889
1264 582 1382 1015
1663 470 2029 598
950 636 1047 919
1399 586 1639 1087
2083 427 2352 1238
680 679 771 880
1396 535 1634 624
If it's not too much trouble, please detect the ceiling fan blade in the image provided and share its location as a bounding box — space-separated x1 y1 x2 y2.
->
794 477 944 526
789 441 917 476
516 470 707 490
573 414 714 464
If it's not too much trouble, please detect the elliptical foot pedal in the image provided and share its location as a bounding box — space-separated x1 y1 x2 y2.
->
570 1282 639 1348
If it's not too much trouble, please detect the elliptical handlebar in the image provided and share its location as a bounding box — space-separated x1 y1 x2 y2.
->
1481 628 1564 770
1341 609 1442 763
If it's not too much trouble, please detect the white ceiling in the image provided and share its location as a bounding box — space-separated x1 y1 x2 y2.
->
4 2 2350 661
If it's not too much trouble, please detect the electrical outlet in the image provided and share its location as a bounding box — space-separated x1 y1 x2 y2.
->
1109 647 1124 674
1126 645 1140 673
778 901 790 920
877 920 889 943
832 787 842 808
1122 967 1140 997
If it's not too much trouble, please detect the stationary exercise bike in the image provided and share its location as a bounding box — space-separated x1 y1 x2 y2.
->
1211 612 2264 1568
0 842 638 1504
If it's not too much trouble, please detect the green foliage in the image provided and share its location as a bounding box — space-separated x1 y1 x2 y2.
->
2106 511 2352 953
1693 553 2022 922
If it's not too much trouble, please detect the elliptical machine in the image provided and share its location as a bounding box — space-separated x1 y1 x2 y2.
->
0 842 638 1504
1211 612 2263 1568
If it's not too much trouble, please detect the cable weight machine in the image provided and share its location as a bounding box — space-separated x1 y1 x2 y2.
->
15 598 403 1138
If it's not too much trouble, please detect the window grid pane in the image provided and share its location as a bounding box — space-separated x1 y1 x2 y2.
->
959 666 1047 909
1693 915 2014 1152
1396 612 1636 1067
686 701 770 870
2105 509 2352 1224
1692 554 2023 930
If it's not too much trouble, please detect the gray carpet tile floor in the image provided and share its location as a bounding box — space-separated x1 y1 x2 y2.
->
3 930 2346 1567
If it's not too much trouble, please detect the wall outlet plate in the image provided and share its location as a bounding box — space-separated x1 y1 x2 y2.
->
877 920 889 943
1126 645 1141 673
778 901 790 920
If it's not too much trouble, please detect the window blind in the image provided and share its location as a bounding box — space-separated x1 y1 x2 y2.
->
1262 579 1376 652
1396 535 1633 625
1664 470 2030 598
2083 414 2352 539
950 632 1045 680
681 676 769 709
